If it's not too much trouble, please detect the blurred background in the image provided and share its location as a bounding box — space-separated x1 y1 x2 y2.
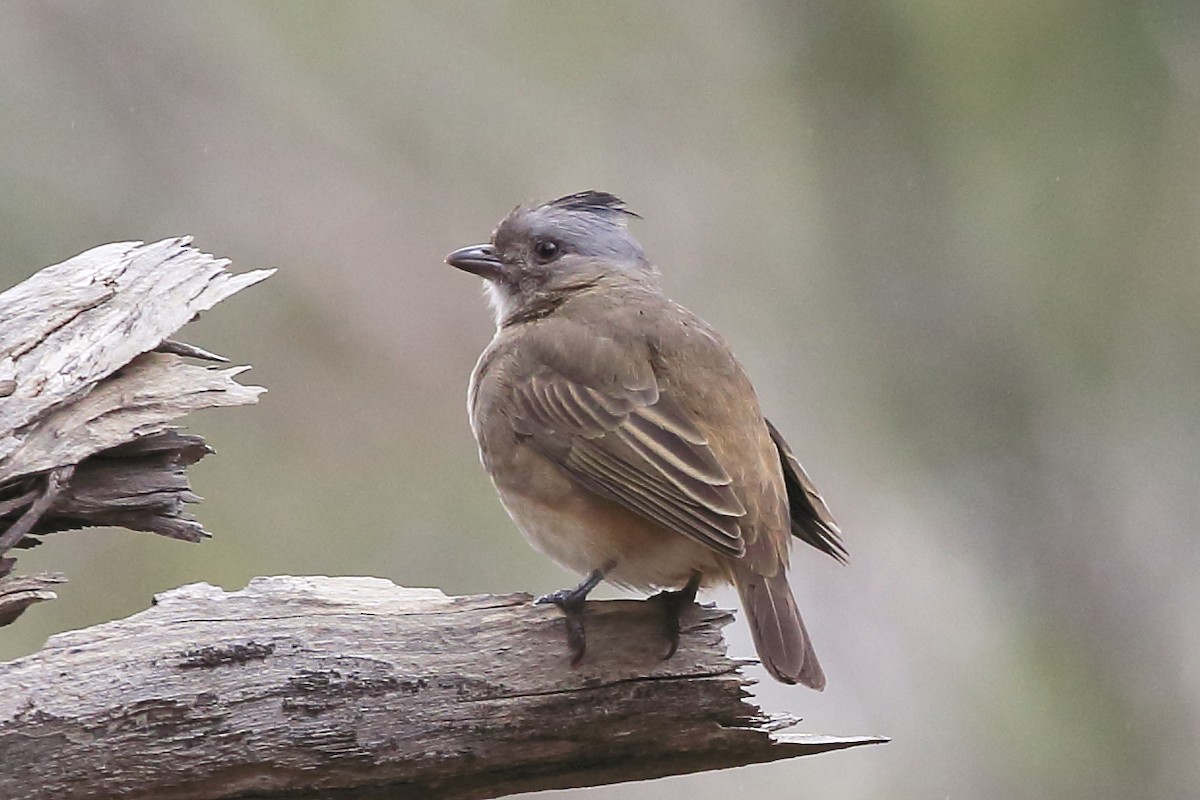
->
1 1 1198 798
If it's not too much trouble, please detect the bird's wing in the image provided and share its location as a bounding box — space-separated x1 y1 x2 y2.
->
763 418 846 562
510 367 748 557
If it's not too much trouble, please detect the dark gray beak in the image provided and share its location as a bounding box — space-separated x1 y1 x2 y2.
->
446 244 504 280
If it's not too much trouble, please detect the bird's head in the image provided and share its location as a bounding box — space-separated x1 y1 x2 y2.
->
446 191 655 325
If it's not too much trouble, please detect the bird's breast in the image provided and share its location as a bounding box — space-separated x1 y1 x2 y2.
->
487 438 728 590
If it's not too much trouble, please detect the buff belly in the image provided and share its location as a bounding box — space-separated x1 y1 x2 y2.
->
489 445 729 591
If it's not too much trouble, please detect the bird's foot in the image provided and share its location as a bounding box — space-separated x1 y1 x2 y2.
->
536 590 588 665
536 568 606 667
535 587 579 607
653 571 702 660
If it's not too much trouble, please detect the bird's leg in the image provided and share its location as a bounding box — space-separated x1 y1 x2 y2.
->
536 567 607 666
654 570 703 660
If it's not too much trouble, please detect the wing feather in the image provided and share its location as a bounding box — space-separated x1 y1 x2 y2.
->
511 367 747 557
764 418 846 562
566 446 742 554
620 412 731 486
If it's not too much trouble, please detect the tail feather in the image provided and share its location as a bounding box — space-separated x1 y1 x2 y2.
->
734 567 826 690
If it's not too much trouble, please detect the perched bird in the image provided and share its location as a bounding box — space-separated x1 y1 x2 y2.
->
446 191 845 688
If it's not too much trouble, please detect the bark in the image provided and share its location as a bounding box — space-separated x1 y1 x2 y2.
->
0 575 885 800
0 238 271 616
0 572 65 627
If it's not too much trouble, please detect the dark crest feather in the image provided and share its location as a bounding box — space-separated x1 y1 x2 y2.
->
546 191 641 219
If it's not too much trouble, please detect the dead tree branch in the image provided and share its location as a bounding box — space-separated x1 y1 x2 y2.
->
0 238 271 620
0 576 884 800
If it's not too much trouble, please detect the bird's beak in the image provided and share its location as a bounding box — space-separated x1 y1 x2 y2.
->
446 244 505 280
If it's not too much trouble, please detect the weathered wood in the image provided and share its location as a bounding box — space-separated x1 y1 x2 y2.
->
0 572 64 627
0 238 271 601
0 576 885 800
0 238 270 457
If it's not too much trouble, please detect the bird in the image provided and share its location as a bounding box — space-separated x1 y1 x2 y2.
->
445 191 845 688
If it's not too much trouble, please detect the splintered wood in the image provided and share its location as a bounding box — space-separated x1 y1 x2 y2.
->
0 238 271 620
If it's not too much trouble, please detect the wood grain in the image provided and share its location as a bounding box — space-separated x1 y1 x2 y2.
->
0 575 884 800
0 238 270 608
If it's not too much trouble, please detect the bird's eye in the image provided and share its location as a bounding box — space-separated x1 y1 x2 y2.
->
533 239 560 262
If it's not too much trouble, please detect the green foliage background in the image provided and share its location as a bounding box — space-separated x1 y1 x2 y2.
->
2 2 1197 798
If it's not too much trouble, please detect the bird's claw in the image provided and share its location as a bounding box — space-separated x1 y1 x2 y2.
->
535 588 573 606
655 571 702 661
537 569 605 667
540 593 588 666
564 608 587 666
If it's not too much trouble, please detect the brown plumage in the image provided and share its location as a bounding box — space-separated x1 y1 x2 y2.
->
447 191 844 688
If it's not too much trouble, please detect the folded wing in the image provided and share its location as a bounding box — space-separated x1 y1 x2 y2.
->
511 369 748 557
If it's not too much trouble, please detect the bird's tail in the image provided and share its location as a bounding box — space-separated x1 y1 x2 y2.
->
733 566 826 690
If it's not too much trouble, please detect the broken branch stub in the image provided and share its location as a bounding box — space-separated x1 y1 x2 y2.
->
0 237 272 618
